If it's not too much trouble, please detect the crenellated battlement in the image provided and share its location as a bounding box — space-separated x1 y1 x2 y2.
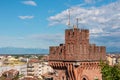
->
49 27 106 61
48 27 106 80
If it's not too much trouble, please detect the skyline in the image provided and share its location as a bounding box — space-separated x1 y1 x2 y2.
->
0 0 120 52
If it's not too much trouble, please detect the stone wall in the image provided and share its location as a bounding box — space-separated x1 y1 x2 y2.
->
49 28 106 61
48 27 106 80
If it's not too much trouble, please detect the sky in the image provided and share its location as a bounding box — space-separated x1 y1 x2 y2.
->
0 0 120 52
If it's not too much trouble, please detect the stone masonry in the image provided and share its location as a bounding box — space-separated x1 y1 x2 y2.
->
49 27 106 80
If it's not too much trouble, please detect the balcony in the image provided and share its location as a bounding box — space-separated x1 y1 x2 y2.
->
27 72 34 76
27 68 34 70
27 66 34 68
27 73 34 76
27 69 34 72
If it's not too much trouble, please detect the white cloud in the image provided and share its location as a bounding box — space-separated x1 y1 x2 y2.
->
0 34 64 49
48 0 120 52
48 1 120 33
28 34 64 42
22 0 37 6
18 16 34 20
90 28 103 34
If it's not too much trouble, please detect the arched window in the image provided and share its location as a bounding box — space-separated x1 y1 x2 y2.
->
62 76 64 80
81 75 89 80
82 78 87 80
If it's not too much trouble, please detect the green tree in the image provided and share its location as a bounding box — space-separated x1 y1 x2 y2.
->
100 61 120 80
38 55 44 60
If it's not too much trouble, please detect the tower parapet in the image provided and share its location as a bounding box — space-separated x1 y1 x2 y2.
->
49 27 106 61
48 27 106 80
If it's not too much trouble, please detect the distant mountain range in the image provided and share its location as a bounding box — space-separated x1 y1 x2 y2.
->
0 47 48 54
0 47 119 55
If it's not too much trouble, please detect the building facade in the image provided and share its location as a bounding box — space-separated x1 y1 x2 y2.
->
49 27 106 80
106 54 120 66
27 58 53 77
0 64 27 76
27 59 40 76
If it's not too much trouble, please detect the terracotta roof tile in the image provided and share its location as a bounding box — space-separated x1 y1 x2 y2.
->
28 59 39 63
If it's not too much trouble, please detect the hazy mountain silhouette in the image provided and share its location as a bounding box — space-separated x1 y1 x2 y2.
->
0 47 48 54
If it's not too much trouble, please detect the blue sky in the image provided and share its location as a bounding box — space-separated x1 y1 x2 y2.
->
0 0 120 52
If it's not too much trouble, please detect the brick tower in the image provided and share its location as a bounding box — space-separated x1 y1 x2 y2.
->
49 26 106 80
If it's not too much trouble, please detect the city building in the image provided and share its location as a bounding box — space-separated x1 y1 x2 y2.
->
39 61 53 75
106 54 120 66
27 58 53 77
19 76 39 80
27 58 40 76
48 27 106 80
0 56 27 77
1 69 19 80
0 64 27 76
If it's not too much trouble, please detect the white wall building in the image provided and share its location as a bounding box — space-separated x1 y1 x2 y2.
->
39 61 53 75
27 59 53 77
0 64 27 76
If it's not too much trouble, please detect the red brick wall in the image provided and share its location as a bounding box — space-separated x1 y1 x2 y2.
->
49 28 106 80
49 28 106 61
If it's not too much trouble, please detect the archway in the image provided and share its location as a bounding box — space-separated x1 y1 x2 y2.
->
81 75 89 80
82 78 87 80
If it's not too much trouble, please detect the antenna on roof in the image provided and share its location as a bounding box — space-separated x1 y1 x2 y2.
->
76 18 78 28
66 9 71 26
76 18 82 29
